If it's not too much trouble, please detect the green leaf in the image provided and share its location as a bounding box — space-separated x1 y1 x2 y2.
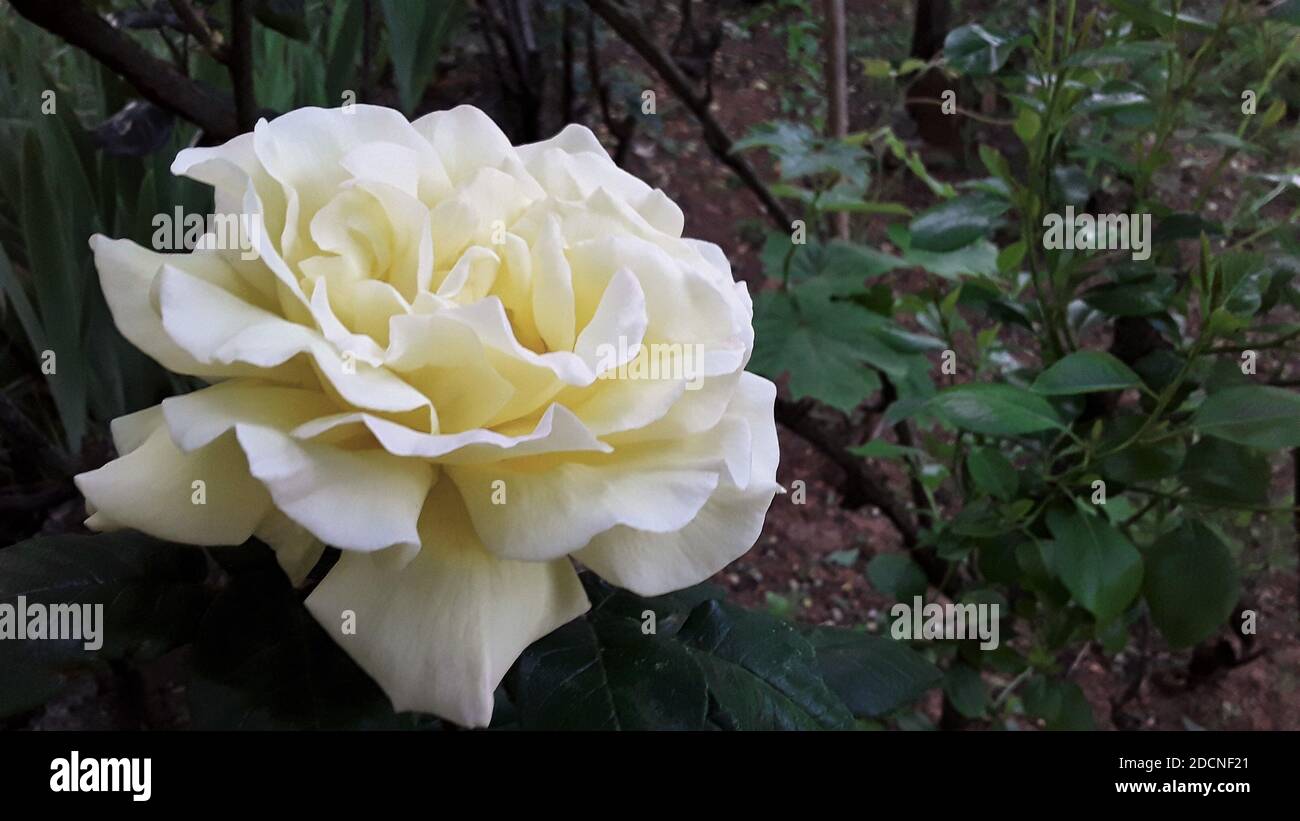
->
861 58 893 78
0 242 45 354
1195 131 1261 155
1014 107 1041 144
1272 0 1300 24
1044 507 1144 623
189 551 424 730
905 239 1000 280
850 439 924 461
511 615 709 730
20 130 87 452
1050 166 1092 207
1063 41 1173 67
1097 417 1185 484
1217 252 1270 316
867 553 929 600
733 120 817 155
966 446 1018 500
1261 99 1287 128
1083 272 1177 316
1143 521 1239 649
927 383 1064 436
380 0 465 114
943 663 988 718
1032 351 1142 395
944 24 1022 76
0 532 211 719
1182 437 1269 506
1023 676 1095 730
908 193 1009 253
325 0 365 101
1075 83 1153 121
796 239 906 290
678 601 854 730
819 198 911 216
255 0 309 40
779 140 869 186
1192 385 1300 450
826 548 860 567
751 291 890 412
1103 0 1215 34
979 144 1013 184
507 576 721 728
803 627 940 718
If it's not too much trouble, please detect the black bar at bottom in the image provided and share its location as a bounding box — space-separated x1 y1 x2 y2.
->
0 729 1287 806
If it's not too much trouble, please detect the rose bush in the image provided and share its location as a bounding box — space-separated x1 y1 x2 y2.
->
74 105 779 727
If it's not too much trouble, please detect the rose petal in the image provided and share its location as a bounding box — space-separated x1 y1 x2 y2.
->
76 422 271 546
305 481 589 726
235 425 435 552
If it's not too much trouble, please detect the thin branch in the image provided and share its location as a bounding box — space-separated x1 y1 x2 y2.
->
361 0 374 103
582 0 792 229
775 396 925 556
10 0 240 141
822 0 849 239
586 11 636 165
168 0 226 62
229 0 256 132
582 0 933 565
903 96 1017 127
1208 326 1300 353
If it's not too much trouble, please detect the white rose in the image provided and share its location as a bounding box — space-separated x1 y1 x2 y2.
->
75 105 779 727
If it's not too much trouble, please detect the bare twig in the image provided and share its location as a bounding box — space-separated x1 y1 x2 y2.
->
168 0 226 62
822 0 849 240
480 0 545 140
10 0 240 141
361 0 374 103
774 397 917 546
229 0 256 132
582 0 792 229
586 12 636 165
582 0 936 566
903 96 1017 127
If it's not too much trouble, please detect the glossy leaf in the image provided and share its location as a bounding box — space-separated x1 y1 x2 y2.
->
1044 507 1143 623
803 627 940 718
927 384 1064 436
678 601 854 730
1032 351 1142 395
867 553 929 600
1143 521 1239 649
966 446 1018 500
0 532 211 719
1192 385 1300 450
909 193 1009 253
